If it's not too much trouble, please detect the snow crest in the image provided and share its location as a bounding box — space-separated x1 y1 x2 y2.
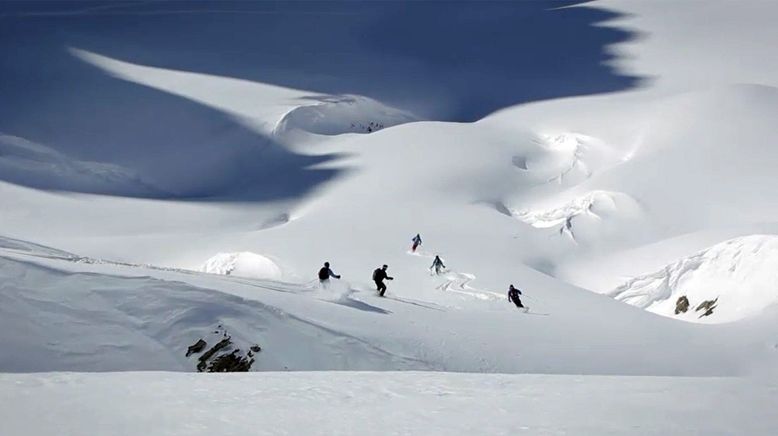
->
273 95 418 136
610 235 778 323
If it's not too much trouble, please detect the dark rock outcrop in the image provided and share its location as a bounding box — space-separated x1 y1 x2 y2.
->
675 296 690 314
186 339 207 357
197 337 232 372
207 350 254 372
187 326 261 372
695 297 719 318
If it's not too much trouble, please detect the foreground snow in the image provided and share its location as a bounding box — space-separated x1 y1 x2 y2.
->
2 371 775 436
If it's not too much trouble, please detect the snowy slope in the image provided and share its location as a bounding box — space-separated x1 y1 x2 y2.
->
2 0 778 433
610 235 778 324
73 48 419 139
6 237 774 375
0 133 166 196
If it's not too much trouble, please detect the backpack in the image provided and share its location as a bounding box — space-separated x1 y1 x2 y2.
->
318 267 329 280
372 268 380 281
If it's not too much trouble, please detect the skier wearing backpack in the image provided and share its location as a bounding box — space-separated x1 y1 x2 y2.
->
373 264 394 297
318 262 341 287
411 234 422 252
430 255 446 275
508 284 524 309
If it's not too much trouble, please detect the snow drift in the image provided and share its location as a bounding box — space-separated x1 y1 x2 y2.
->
201 252 283 280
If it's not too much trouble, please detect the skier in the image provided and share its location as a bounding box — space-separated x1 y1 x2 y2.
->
508 284 524 309
430 255 446 275
318 262 341 287
411 233 422 252
372 264 394 297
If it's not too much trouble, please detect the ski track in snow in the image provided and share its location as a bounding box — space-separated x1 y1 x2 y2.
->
407 248 503 301
435 272 503 301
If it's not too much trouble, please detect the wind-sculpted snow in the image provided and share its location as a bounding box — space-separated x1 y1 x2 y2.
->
73 49 419 139
610 235 778 323
514 190 644 247
274 95 418 136
517 133 623 187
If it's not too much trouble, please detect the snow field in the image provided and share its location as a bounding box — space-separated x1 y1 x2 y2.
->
2 371 776 436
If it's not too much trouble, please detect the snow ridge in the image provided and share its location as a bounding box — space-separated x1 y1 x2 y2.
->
610 235 778 323
514 190 643 245
273 95 418 136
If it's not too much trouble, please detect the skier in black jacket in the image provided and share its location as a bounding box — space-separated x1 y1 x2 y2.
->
508 284 524 309
318 262 341 287
430 255 446 275
411 234 422 252
373 264 394 297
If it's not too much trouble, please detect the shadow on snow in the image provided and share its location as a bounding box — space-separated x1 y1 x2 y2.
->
0 0 642 199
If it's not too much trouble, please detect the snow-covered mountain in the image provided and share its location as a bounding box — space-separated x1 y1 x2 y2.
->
610 235 778 324
1 0 778 434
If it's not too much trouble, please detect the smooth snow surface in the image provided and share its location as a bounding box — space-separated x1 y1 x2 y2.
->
3 372 777 436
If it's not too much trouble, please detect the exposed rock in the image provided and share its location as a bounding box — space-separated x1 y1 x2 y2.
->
207 350 254 372
695 298 719 318
186 339 207 357
197 337 232 372
675 296 690 314
187 326 262 372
